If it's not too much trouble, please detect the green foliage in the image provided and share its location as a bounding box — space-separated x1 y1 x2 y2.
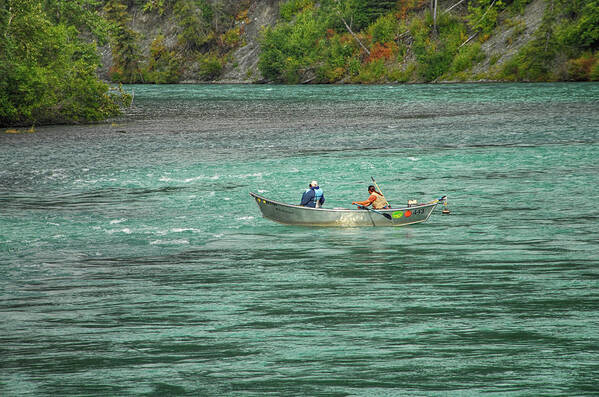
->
450 43 485 74
222 26 243 48
497 0 598 81
43 0 111 43
143 0 168 15
144 34 181 83
280 0 314 21
106 0 596 85
197 53 224 80
355 59 385 83
565 52 599 81
363 0 397 21
558 0 599 50
507 0 534 15
467 0 502 35
467 0 535 35
500 37 556 81
591 59 599 81
258 26 289 81
314 33 358 82
174 0 214 53
258 9 325 82
409 12 465 82
141 0 246 80
325 0 369 32
386 64 415 83
368 13 397 44
104 0 143 83
0 0 128 126
347 57 361 76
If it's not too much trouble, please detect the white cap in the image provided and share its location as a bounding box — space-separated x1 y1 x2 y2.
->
310 180 318 187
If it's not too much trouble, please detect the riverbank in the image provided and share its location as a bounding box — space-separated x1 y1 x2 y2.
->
99 0 598 85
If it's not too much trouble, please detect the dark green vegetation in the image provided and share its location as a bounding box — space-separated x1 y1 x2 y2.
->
260 0 599 83
0 0 130 127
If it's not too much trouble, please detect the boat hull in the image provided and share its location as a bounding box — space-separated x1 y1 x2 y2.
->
250 192 437 227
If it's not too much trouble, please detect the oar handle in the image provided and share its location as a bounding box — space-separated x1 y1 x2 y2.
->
353 203 392 220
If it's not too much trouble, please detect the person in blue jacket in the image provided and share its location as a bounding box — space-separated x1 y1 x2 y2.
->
300 180 325 208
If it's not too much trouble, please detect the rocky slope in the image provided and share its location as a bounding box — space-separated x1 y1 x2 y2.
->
220 0 280 83
471 0 546 77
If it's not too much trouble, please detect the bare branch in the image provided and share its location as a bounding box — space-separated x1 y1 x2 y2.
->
459 0 497 47
459 32 478 48
444 0 467 14
333 0 370 55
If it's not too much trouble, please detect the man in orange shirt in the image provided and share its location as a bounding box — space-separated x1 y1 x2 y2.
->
352 185 389 209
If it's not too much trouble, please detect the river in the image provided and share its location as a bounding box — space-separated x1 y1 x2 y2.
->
1 83 598 395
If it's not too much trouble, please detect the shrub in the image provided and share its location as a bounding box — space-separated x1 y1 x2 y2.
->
347 57 361 76
368 14 397 44
145 34 181 83
367 42 397 63
280 0 314 21
174 0 214 53
222 26 243 48
565 53 598 80
356 59 386 83
467 0 500 35
1 1 128 126
590 59 599 81
105 0 143 83
450 43 485 73
558 0 599 50
499 39 555 81
258 26 290 81
197 53 223 80
387 64 415 82
258 9 325 82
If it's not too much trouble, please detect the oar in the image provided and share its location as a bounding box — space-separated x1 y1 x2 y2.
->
371 176 390 206
353 204 392 220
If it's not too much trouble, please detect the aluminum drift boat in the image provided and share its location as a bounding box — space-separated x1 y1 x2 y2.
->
250 192 439 227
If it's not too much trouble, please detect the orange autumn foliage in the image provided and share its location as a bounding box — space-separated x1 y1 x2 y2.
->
367 42 396 63
396 0 428 20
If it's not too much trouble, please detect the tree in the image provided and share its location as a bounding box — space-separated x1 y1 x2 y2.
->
364 0 396 22
0 0 129 126
333 0 370 55
104 0 143 83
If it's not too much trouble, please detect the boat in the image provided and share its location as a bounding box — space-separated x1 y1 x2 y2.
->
249 192 442 227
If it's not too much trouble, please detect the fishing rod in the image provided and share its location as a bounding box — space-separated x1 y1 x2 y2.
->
370 176 390 206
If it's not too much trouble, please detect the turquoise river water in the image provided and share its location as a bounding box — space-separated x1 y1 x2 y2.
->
1 83 598 396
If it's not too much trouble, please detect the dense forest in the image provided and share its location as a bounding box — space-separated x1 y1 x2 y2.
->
1 0 598 126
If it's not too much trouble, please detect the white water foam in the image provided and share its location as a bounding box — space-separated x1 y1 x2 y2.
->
150 239 190 245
